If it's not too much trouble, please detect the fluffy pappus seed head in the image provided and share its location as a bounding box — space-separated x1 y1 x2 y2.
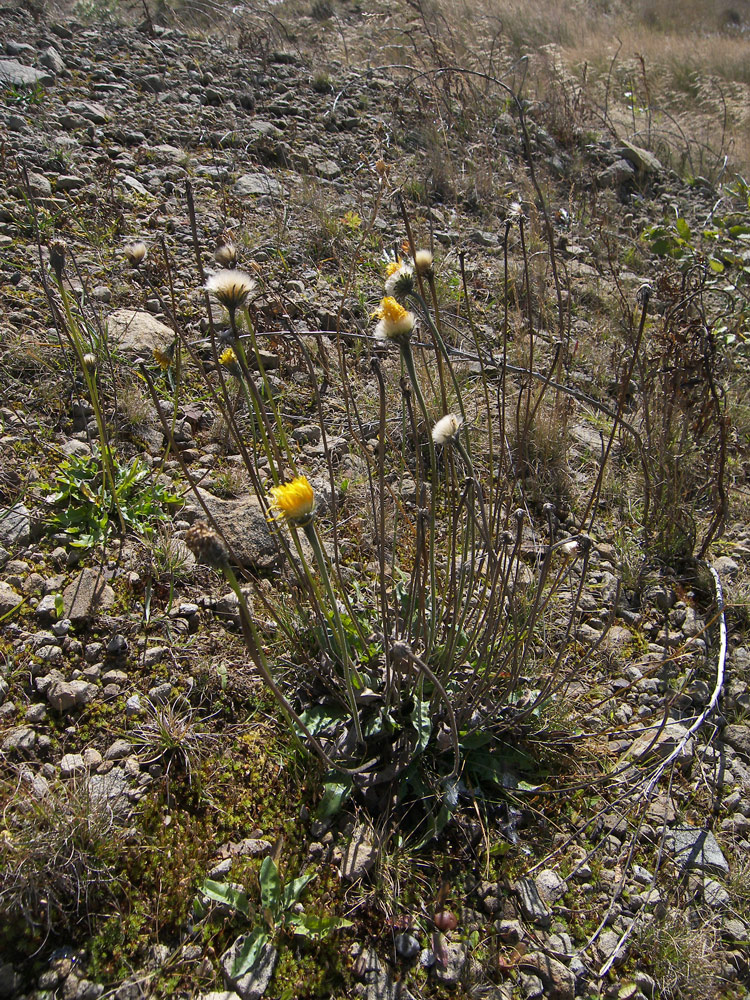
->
205 269 256 313
124 241 148 267
431 413 464 445
214 242 237 268
558 539 579 557
82 353 97 374
268 475 316 527
373 296 415 345
184 523 227 568
413 248 434 278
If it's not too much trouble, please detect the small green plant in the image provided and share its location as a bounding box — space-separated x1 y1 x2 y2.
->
200 856 352 978
2 82 45 107
128 697 218 785
43 449 181 547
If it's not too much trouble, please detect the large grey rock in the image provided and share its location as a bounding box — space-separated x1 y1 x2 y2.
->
62 568 115 625
233 173 283 198
514 877 551 927
85 768 132 818
196 490 278 570
107 308 174 355
665 826 729 875
535 869 566 903
722 724 750 761
0 503 30 548
39 46 65 74
431 941 467 986
0 582 23 617
625 723 694 766
2 726 37 755
0 59 53 86
619 140 664 174
221 937 277 1000
519 952 575 1000
65 100 109 124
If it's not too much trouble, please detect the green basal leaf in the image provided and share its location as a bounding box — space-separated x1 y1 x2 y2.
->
259 857 282 917
282 872 316 910
200 878 252 918
231 929 271 977
288 913 354 940
316 779 351 819
413 698 432 754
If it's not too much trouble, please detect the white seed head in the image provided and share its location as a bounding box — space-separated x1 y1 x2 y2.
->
432 413 464 445
205 269 256 312
124 241 148 267
214 242 237 268
414 249 434 276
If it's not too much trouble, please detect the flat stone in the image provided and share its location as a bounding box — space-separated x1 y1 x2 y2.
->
62 568 115 625
619 140 664 174
0 503 30 549
233 172 283 198
39 46 65 74
107 308 174 355
341 822 377 882
519 952 575 1000
665 826 729 875
221 937 277 1000
60 752 86 777
514 877 551 926
535 869 566 903
0 582 23 617
722 724 750 761
65 100 109 124
625 723 693 765
195 490 278 571
85 768 132 818
0 59 53 86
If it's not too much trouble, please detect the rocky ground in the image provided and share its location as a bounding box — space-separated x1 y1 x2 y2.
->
1 2 750 999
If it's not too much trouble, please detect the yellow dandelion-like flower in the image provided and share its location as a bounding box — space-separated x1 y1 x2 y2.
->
374 296 415 344
205 269 256 313
385 259 403 278
268 475 316 526
219 346 242 377
153 345 173 371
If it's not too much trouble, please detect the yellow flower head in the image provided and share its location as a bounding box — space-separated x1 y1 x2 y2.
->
219 346 242 376
385 259 403 278
153 344 173 371
374 296 415 345
268 475 316 526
